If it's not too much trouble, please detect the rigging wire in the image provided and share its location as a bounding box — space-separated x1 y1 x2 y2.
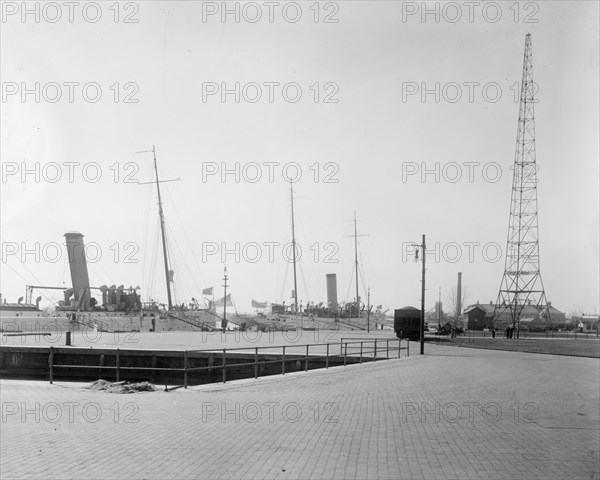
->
163 219 176 306
277 258 290 304
0 260 54 303
140 183 154 299
358 241 369 303
164 221 190 306
86 246 117 291
163 185 207 290
160 200 206 305
344 262 356 303
59 257 68 291
146 219 160 303
298 261 311 305
0 239 60 305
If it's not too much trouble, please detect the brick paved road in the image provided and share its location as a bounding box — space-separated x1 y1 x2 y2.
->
1 343 598 480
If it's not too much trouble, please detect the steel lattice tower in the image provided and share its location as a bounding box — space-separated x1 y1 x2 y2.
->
493 34 551 331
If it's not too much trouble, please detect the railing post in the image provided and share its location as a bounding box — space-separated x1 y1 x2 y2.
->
116 348 120 382
305 344 309 372
326 343 329 369
184 350 188 389
222 348 226 383
282 345 286 375
374 339 377 362
49 346 54 384
254 346 258 379
360 342 363 364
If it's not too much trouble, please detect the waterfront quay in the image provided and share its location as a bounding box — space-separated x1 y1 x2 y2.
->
1 341 598 480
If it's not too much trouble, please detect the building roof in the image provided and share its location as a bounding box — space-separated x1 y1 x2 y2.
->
464 305 486 314
463 302 563 316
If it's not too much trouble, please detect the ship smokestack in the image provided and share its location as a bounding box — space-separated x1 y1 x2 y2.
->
99 285 108 307
456 272 462 320
64 231 91 311
326 274 338 309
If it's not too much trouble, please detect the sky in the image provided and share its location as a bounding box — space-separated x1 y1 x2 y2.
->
1 1 599 316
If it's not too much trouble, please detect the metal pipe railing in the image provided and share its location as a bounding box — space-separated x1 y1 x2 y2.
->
48 338 409 387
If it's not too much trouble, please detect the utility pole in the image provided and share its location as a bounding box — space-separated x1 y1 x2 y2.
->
420 234 426 355
354 212 359 317
367 287 371 333
438 286 442 330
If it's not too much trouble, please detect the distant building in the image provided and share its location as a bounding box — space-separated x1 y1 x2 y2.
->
573 314 599 333
425 302 450 327
464 304 487 330
463 301 565 330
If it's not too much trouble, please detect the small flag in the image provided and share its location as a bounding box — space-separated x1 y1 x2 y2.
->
202 287 213 296
215 294 233 307
251 300 268 309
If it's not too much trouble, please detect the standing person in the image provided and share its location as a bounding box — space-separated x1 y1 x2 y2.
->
505 325 510 339
491 327 496 339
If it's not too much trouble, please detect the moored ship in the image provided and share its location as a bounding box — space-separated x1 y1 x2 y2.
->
1 147 221 335
249 184 386 332
1 231 218 334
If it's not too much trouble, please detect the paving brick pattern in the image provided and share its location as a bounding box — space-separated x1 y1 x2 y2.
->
1 343 598 480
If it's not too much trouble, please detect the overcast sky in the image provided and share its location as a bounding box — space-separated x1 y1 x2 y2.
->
1 1 598 315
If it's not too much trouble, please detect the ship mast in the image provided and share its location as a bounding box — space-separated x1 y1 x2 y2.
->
137 145 179 310
153 146 173 311
344 212 368 319
290 182 298 313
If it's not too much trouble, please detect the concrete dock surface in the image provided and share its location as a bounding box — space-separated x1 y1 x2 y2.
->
1 341 599 480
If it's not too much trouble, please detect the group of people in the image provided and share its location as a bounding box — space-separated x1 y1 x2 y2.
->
488 325 516 338
505 325 516 338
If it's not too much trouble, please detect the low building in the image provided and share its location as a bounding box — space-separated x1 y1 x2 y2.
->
464 304 487 330
576 315 599 333
463 301 565 330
